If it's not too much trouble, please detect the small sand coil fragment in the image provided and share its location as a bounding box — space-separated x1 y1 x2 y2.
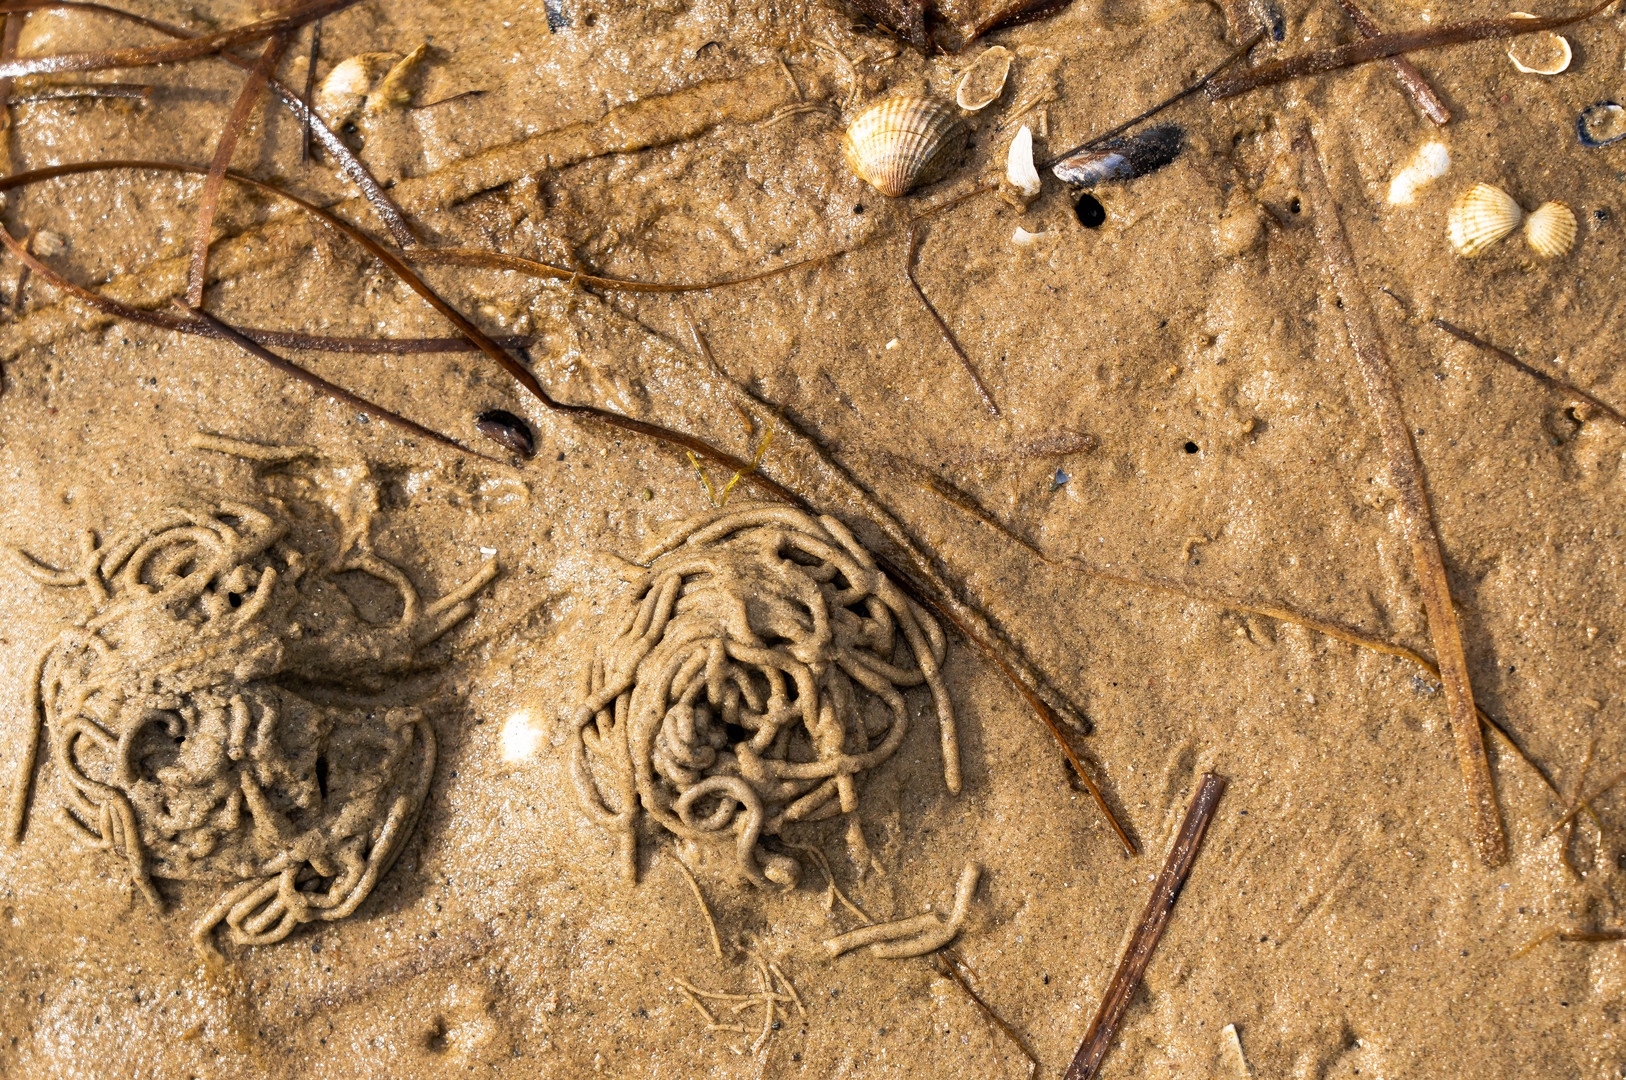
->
822 862 981 959
1523 200 1576 258
1447 183 1522 257
1386 141 1449 206
568 505 958 888
955 46 1012 111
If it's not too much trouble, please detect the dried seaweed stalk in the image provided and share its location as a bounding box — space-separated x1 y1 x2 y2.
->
906 222 999 416
187 32 290 307
1432 319 1626 430
1334 0 1450 124
1298 124 1506 868
1064 772 1226 1080
1207 0 1614 101
931 951 1040 1080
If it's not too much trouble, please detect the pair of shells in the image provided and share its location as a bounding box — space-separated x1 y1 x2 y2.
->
1448 183 1575 259
314 43 426 128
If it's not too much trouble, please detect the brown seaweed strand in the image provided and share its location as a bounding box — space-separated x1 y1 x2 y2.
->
0 214 524 353
892 452 1568 801
1064 772 1227 1080
1334 0 1450 124
0 12 21 179
172 300 501 464
1298 124 1506 868
301 19 320 163
398 245 835 294
1432 319 1626 430
1546 767 1626 834
906 221 999 416
1207 0 1616 100
931 951 1040 1079
0 1 415 245
1043 30 1263 168
0 0 358 78
187 32 291 308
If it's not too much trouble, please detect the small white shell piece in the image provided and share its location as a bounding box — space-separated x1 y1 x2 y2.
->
1012 226 1045 247
1506 14 1571 75
1524 201 1577 258
1387 141 1450 205
1447 183 1523 257
1007 125 1042 199
955 46 1012 111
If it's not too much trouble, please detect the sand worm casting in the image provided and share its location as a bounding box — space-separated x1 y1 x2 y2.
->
568 505 959 888
5 451 496 958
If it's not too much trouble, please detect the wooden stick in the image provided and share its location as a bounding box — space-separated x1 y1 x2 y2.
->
1333 0 1450 124
1064 772 1227 1080
1297 124 1506 867
1432 319 1626 430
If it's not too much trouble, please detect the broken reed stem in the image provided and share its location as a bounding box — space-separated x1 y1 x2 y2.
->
0 11 20 180
301 19 319 163
1333 0 1450 124
11 83 151 103
1432 319 1626 430
906 221 1000 416
172 300 500 464
1207 0 1616 100
932 951 1040 1080
188 31 290 308
1064 772 1227 1080
1297 124 1506 869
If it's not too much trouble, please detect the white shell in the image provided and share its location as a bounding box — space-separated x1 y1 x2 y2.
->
1447 183 1522 257
1523 201 1576 258
315 52 399 126
842 96 966 197
1387 141 1450 205
1506 15 1571 75
955 46 1012 111
1012 226 1045 247
1006 125 1042 198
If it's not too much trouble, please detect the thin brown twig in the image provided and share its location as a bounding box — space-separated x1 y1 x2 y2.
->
931 951 1040 1080
1333 0 1450 124
11 82 151 103
1432 319 1626 430
301 18 319 163
1298 123 1506 869
1207 0 1616 100
1547 767 1626 834
1064 772 1227 1080
188 31 290 308
905 221 999 416
172 300 501 464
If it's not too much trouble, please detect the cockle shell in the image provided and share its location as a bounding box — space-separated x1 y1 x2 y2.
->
1523 201 1576 258
315 52 399 127
842 96 967 198
1506 14 1571 75
1447 183 1522 257
955 46 1012 112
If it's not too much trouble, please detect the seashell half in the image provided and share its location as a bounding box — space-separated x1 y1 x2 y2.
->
1051 125 1184 188
1447 183 1522 257
1507 31 1571 75
1578 101 1626 148
955 46 1012 111
1006 125 1042 199
843 96 967 198
1523 201 1576 258
315 52 400 127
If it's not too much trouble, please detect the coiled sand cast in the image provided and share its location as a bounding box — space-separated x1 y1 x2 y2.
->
569 505 959 888
6 480 495 959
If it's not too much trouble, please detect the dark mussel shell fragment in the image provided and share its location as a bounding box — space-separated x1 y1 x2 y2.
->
1578 102 1625 148
1051 125 1185 188
475 409 535 457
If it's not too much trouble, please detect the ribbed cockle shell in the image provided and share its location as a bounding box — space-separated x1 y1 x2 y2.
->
1447 183 1522 257
843 96 967 198
1523 201 1576 258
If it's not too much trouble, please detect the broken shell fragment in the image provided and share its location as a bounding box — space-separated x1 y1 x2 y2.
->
955 46 1012 111
1523 201 1576 258
1006 125 1042 198
366 42 428 112
1387 141 1450 206
842 95 967 198
1577 101 1626 147
1447 183 1522 257
475 409 535 457
1506 14 1571 74
1012 226 1046 247
314 52 399 127
1051 125 1184 188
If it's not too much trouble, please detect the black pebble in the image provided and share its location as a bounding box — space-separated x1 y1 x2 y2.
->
475 409 535 457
